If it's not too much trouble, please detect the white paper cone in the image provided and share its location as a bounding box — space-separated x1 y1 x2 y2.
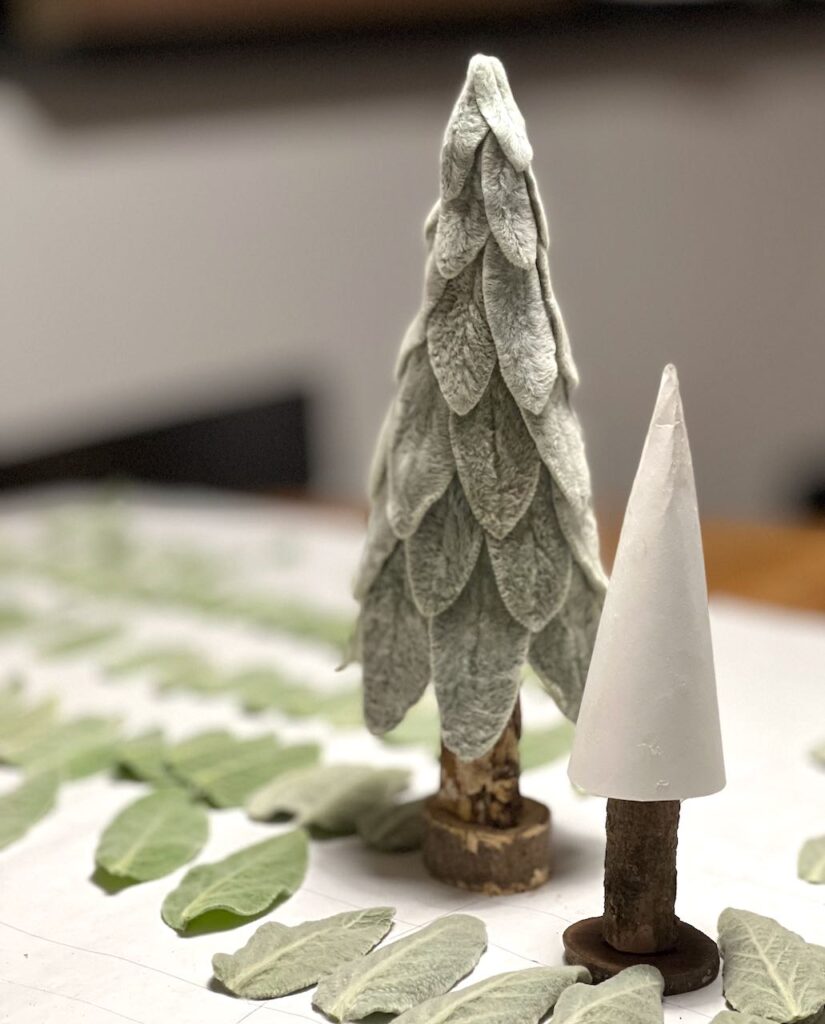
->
568 365 725 801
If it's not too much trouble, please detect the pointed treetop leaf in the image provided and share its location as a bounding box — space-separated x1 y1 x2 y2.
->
469 55 533 171
440 74 490 202
480 132 537 270
552 964 664 1024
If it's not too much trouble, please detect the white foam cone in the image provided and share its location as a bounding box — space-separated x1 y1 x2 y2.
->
568 365 725 801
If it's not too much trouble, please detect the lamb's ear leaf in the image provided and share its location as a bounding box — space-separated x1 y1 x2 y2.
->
525 168 549 249
312 915 487 1022
480 132 537 270
405 475 482 617
483 238 556 416
391 965 590 1024
520 720 576 772
470 56 532 171
353 476 399 603
427 257 496 416
536 246 579 388
357 798 425 853
487 469 572 632
394 256 449 381
440 77 490 202
529 563 603 722
434 162 490 281
212 907 395 999
387 346 455 539
431 547 528 760
798 836 825 884
553 965 664 1024
450 367 541 540
116 730 178 788
0 770 59 850
710 1014 776 1024
17 716 121 780
359 545 431 736
718 908 825 1023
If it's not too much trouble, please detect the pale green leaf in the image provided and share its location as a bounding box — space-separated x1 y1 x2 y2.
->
212 907 395 999
161 829 308 932
104 644 201 680
520 720 575 771
552 964 663 1024
0 691 60 764
469 55 532 173
812 741 825 768
718 908 825 1022
433 162 489 280
480 132 537 270
246 764 409 835
381 696 440 751
710 1014 775 1024
440 73 489 201
352 483 399 603
38 622 123 657
116 730 178 787
18 717 121 779
431 547 528 761
0 771 59 849
313 914 487 1022
95 790 208 881
357 799 424 853
392 965 590 1024
799 836 825 883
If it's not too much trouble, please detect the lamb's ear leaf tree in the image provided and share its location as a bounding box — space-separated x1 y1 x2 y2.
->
354 54 605 892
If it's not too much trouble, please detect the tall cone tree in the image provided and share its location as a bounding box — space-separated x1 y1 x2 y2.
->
354 55 606 828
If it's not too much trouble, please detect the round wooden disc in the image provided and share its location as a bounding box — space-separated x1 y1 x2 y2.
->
421 796 551 895
562 916 719 995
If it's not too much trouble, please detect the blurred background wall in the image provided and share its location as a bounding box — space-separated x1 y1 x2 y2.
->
0 4 823 518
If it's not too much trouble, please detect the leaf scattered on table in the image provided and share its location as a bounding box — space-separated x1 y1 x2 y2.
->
552 965 663 1024
357 799 424 853
313 914 487 1021
0 771 59 849
520 720 575 771
161 828 308 932
0 690 60 764
710 1013 776 1024
246 764 409 835
116 730 177 787
38 622 123 657
812 740 825 768
718 908 825 1023
392 965 590 1024
105 645 202 680
799 836 825 884
17 716 121 779
212 906 395 999
95 790 209 881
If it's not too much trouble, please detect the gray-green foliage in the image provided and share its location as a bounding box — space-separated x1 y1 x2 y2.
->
798 836 825 883
552 965 664 1024
95 790 208 881
0 686 59 763
17 716 121 779
357 799 424 853
246 764 409 835
37 621 123 658
312 914 487 1021
161 829 308 931
0 771 59 849
212 907 395 999
718 908 825 1022
520 719 575 771
116 730 177 787
812 740 825 768
354 54 605 760
392 965 590 1024
710 1014 775 1024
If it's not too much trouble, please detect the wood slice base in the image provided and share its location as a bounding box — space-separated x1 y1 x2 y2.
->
421 796 551 895
562 916 719 995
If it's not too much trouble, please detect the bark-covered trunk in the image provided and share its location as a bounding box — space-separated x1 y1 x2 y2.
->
603 798 680 954
435 698 523 828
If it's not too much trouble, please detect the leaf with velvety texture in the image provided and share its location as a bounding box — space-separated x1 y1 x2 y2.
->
553 965 664 1024
359 545 431 735
352 480 398 602
117 729 177 787
357 799 424 853
161 829 308 932
431 548 529 760
487 469 572 631
480 133 537 269
405 475 482 617
434 162 489 280
710 1014 775 1024
536 246 579 387
529 563 603 721
450 367 541 540
440 76 490 202
212 907 395 999
470 55 532 172
718 908 825 1023
395 256 449 381
427 257 496 416
387 346 455 539
313 914 487 1022
18 717 121 779
483 238 556 415
553 487 607 593
95 790 208 881
246 764 409 835
392 965 590 1024
0 771 58 850
799 836 825 883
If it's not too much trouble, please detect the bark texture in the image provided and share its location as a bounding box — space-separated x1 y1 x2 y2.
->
603 798 680 954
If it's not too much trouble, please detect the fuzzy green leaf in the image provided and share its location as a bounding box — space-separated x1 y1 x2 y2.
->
470 55 532 172
116 730 177 787
798 836 825 884
313 914 487 1022
553 964 664 1024
710 1014 775 1024
18 717 121 779
212 907 395 999
440 75 489 201
521 720 575 771
392 965 590 1024
38 622 123 657
718 908 825 1022
0 771 59 850
480 132 537 270
352 484 399 602
433 161 489 281
161 829 308 932
0 692 60 764
246 764 409 835
357 799 424 853
95 790 208 881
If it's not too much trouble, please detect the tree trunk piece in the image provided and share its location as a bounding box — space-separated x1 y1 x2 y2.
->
603 798 680 954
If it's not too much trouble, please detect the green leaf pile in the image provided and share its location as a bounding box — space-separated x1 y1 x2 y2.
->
0 771 59 849
95 790 209 881
718 908 825 1023
798 837 825 884
212 907 395 999
357 799 424 853
246 764 409 835
552 965 664 1024
392 965 590 1024
161 828 308 932
312 914 487 1021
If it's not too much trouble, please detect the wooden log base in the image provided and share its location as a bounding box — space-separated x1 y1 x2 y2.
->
421 796 551 895
562 916 720 996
